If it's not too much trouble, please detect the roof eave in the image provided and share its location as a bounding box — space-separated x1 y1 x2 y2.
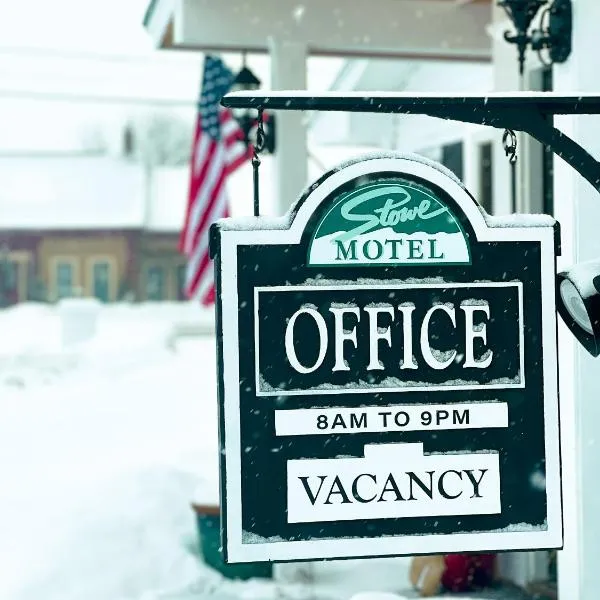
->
143 0 176 49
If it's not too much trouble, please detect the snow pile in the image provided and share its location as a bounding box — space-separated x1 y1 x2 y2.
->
0 302 508 600
0 301 214 391
0 304 220 600
0 302 62 355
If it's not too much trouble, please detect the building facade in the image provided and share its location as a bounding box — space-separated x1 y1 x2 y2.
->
0 229 186 305
0 155 189 305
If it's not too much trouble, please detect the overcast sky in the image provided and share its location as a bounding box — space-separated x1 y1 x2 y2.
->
0 0 343 90
0 0 152 54
0 0 343 151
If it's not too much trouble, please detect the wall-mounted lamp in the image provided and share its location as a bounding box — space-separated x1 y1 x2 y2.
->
230 53 276 154
498 0 572 75
557 259 600 357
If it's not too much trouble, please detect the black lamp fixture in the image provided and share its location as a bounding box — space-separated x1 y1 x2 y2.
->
230 52 276 154
557 259 600 357
498 0 572 75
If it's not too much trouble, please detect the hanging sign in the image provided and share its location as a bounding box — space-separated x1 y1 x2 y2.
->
210 153 563 563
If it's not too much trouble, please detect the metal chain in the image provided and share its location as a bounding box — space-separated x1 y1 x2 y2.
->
502 128 518 164
252 108 265 217
503 128 518 213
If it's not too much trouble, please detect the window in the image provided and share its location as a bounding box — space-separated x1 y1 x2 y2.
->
0 259 17 306
5 260 17 291
145 265 165 301
92 261 111 302
478 142 494 215
55 261 74 299
0 252 32 303
86 257 115 302
441 142 464 180
176 264 187 301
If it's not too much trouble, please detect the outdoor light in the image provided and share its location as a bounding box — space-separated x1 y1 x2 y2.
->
230 64 261 94
557 259 600 357
498 0 572 75
230 54 276 153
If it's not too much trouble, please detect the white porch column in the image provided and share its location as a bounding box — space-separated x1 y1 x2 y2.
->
268 38 308 215
489 5 554 589
553 1 600 597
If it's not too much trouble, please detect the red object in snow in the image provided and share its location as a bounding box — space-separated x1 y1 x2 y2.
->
441 553 496 592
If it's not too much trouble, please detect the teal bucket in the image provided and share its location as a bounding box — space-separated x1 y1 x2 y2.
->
193 506 273 580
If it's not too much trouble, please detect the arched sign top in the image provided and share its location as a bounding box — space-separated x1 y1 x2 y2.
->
213 152 557 255
307 173 471 267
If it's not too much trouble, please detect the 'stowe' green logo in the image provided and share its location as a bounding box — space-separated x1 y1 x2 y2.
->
308 178 470 266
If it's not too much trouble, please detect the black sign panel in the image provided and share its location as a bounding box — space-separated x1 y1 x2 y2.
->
211 153 562 563
256 284 522 393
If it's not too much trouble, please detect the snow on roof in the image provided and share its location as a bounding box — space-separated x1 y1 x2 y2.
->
0 145 395 232
148 144 386 228
146 166 188 232
0 155 146 230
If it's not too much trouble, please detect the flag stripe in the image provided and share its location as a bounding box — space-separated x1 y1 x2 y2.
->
179 55 252 305
181 137 217 254
188 154 228 253
191 204 228 306
185 186 229 291
185 142 223 251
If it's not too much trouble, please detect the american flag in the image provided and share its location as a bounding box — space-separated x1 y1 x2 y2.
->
180 55 251 305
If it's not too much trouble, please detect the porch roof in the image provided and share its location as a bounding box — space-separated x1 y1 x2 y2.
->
143 0 492 62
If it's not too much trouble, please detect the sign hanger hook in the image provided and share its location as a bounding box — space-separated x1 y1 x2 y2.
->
502 128 518 164
252 108 265 217
503 128 518 213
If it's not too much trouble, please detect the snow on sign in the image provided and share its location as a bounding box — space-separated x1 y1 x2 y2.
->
210 153 563 563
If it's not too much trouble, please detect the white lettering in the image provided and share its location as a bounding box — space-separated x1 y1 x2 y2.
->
280 296 500 377
329 305 361 372
398 304 417 369
364 305 395 370
285 307 328 374
461 303 493 368
420 305 457 369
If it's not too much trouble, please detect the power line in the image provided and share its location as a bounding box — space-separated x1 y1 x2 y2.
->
0 88 198 107
0 44 201 64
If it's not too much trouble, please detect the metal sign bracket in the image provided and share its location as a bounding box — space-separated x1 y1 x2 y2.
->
221 92 600 195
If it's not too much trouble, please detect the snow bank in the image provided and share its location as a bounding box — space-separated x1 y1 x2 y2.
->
0 302 61 355
0 301 215 392
0 304 220 600
0 302 504 600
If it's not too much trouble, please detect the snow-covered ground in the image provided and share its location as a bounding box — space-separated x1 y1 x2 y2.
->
0 302 217 599
0 302 504 600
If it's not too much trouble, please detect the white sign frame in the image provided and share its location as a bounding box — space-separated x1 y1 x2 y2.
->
217 155 562 563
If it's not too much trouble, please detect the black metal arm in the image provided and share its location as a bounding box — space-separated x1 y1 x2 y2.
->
221 91 600 193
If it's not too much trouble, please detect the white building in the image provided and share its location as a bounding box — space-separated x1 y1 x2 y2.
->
143 0 600 597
